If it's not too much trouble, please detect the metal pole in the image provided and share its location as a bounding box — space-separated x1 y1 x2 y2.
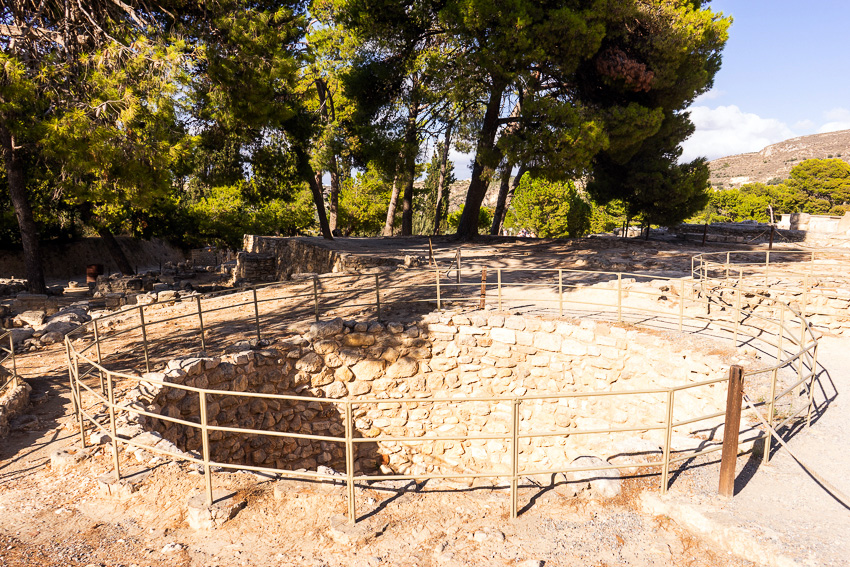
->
802 274 809 320
435 267 441 310
65 340 81 442
313 277 320 322
558 269 563 317
765 306 783 464
479 268 486 309
807 342 819 428
719 365 744 498
661 390 674 493
252 288 261 341
456 249 461 285
93 320 105 395
734 283 741 347
139 306 150 373
617 273 622 323
196 296 207 352
200 392 213 506
107 371 121 482
510 399 519 519
345 402 356 524
73 350 86 448
497 268 502 311
765 250 770 286
725 252 730 280
678 279 685 333
9 333 18 389
375 274 381 320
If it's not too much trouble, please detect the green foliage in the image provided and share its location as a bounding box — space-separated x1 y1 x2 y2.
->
413 146 456 235
338 165 391 236
589 200 627 234
188 183 315 249
448 205 492 232
505 177 590 238
785 159 850 214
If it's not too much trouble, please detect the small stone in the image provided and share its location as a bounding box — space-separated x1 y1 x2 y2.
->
385 357 419 379
161 542 187 554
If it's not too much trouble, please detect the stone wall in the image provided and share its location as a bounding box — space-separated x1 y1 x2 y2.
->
0 237 185 281
242 236 401 281
125 311 730 479
0 372 31 439
233 252 277 282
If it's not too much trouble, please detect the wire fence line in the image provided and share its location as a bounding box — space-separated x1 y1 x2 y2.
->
64 261 821 523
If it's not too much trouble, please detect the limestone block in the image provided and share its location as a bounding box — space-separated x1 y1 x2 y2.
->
352 359 385 381
427 323 457 335
313 340 338 355
490 327 516 345
296 352 324 373
186 489 246 530
563 456 621 498
386 357 419 379
532 332 561 352
505 316 526 330
349 381 371 396
310 317 344 339
343 333 375 347
323 382 348 398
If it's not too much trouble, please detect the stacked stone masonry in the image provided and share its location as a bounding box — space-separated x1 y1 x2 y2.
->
125 312 730 480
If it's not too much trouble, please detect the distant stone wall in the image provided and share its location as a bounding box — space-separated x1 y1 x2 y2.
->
674 223 805 244
242 236 401 281
0 237 185 281
125 312 729 478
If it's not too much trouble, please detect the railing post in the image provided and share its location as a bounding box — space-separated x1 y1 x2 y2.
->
497 268 502 311
435 267 441 310
313 277 320 322
93 320 105 395
345 401 356 524
72 349 86 448
719 365 744 498
139 305 150 373
252 288 262 341
375 274 381 320
196 296 207 352
558 269 563 317
765 250 770 286
456 249 461 285
801 274 809 320
725 252 730 281
479 268 486 309
616 273 622 323
734 282 742 347
765 305 784 464
200 391 213 506
807 342 819 428
510 399 520 519
678 279 685 333
65 339 81 444
10 333 18 389
107 371 121 482
661 390 674 493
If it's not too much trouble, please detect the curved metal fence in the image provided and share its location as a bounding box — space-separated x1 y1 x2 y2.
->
64 261 821 523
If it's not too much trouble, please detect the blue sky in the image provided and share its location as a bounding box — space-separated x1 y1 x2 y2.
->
450 1 850 177
680 0 850 161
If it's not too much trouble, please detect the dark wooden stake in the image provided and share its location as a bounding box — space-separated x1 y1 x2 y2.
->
702 222 709 247
479 268 487 309
768 225 775 250
719 364 745 498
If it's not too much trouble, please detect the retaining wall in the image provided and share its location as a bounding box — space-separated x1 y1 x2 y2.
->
125 312 730 478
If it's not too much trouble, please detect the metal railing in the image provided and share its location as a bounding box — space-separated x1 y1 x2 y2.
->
65 262 820 523
0 330 19 393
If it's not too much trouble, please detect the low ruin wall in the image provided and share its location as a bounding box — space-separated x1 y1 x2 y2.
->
125 312 729 478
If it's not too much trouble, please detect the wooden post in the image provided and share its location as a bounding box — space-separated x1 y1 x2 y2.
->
719 365 744 498
497 268 502 311
510 399 520 519
93 320 105 395
479 268 487 309
701 222 708 247
107 372 121 482
616 273 622 323
768 225 775 249
558 269 563 317
345 402 356 524
435 267 441 310
428 238 435 266
200 392 213 506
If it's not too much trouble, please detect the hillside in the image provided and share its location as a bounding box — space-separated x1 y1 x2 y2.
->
708 129 850 189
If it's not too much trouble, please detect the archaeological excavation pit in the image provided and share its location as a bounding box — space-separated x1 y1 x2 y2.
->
66 264 818 521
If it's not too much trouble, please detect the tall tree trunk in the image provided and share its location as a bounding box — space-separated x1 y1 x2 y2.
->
433 122 453 235
503 164 527 232
401 99 420 236
329 164 340 232
382 174 401 237
0 124 46 293
96 227 134 275
308 170 333 240
456 81 506 240
490 160 513 235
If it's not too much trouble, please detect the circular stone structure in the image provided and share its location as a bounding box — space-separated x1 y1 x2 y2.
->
122 311 735 480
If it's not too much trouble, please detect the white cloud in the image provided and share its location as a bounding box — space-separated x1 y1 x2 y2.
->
680 105 794 162
817 107 850 133
793 119 816 131
448 149 474 180
692 89 725 104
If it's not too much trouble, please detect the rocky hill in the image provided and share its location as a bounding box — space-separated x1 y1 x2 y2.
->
709 129 850 189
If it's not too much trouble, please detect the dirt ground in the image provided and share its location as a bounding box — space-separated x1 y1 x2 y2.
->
1 235 847 567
